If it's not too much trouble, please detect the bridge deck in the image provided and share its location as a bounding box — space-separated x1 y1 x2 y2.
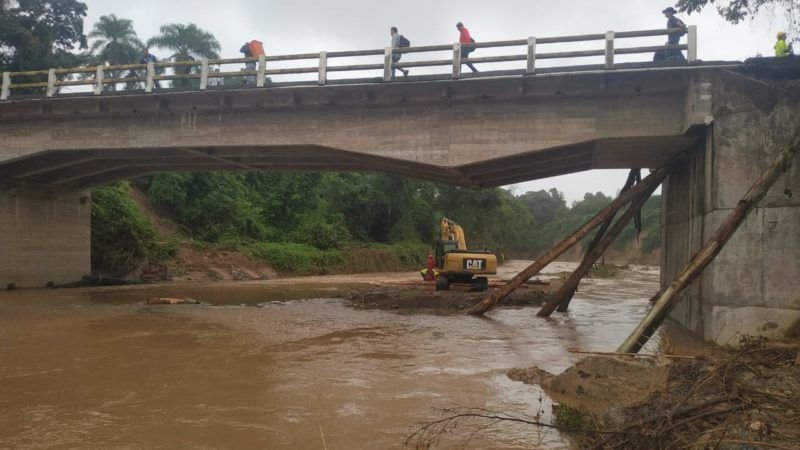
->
0 63 726 188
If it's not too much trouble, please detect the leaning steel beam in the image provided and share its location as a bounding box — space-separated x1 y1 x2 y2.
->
618 127 800 354
467 153 687 316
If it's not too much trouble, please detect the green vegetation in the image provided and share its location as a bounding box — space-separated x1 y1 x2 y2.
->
92 172 660 276
518 189 662 257
0 0 88 95
241 242 428 275
91 183 174 275
146 23 221 88
677 0 799 31
553 404 590 430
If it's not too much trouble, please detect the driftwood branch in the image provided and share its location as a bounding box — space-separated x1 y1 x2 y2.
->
468 155 685 316
618 127 800 353
405 407 617 449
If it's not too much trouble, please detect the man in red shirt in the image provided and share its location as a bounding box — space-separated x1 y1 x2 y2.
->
456 22 479 73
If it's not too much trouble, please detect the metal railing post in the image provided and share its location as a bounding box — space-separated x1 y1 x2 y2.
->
526 36 537 74
687 25 698 64
145 61 155 93
383 47 393 82
1 72 10 100
605 31 615 70
200 59 209 90
452 42 462 79
94 65 104 95
318 51 327 85
257 54 266 87
46 68 56 98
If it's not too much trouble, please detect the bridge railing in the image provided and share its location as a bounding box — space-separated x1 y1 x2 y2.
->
0 27 696 100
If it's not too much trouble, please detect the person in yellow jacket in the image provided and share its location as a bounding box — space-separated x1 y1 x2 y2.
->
775 32 794 57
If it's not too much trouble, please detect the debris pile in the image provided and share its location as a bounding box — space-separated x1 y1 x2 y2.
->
499 339 800 449
580 340 800 449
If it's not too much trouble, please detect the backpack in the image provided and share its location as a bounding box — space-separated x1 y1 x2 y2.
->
398 35 411 47
248 40 265 57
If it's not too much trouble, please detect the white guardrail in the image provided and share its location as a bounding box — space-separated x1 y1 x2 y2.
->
0 26 697 100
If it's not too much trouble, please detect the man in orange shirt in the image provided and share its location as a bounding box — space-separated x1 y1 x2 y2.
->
456 22 478 73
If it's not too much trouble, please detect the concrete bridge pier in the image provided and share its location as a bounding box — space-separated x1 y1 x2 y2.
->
663 71 800 345
0 185 90 288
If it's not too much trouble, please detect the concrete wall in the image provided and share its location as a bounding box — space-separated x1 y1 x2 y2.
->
0 185 91 288
664 71 800 344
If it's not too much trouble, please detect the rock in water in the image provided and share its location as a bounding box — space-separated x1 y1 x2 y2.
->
541 356 669 417
147 297 200 305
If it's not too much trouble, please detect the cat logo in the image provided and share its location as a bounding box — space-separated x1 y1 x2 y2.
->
463 259 486 271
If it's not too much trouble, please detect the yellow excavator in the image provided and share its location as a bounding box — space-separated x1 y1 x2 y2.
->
434 218 498 291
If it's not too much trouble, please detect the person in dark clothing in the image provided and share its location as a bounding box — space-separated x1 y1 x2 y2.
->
390 27 410 77
140 48 157 65
131 48 160 89
456 22 479 73
662 7 687 61
240 42 257 85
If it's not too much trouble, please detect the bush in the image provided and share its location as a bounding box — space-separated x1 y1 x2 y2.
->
91 183 159 275
243 241 428 276
245 242 344 275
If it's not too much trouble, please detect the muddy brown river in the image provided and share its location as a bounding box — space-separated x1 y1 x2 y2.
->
0 262 679 449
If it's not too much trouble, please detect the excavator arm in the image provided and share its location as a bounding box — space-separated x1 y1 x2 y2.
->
441 217 468 250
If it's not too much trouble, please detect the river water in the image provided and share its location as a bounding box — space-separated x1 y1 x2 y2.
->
0 262 677 449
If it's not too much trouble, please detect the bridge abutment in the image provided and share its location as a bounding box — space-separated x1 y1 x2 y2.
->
664 71 800 344
0 185 91 288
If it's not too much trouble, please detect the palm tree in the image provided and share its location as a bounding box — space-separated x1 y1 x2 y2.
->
147 23 221 88
88 15 143 91
90 15 143 65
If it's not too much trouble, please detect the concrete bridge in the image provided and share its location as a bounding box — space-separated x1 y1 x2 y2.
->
0 28 798 344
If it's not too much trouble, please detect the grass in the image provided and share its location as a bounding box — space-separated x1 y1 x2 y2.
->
241 241 428 276
553 404 589 430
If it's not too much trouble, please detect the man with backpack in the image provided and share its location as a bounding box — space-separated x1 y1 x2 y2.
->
662 7 687 61
240 40 264 86
390 27 410 77
456 22 479 73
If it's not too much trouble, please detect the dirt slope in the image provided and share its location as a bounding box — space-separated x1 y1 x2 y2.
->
128 186 277 282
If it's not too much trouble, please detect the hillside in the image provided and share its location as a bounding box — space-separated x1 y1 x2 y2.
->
90 173 661 279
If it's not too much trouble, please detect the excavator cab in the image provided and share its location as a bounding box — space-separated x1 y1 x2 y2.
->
434 239 459 268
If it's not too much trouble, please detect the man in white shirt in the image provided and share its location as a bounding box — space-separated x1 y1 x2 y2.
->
208 68 224 88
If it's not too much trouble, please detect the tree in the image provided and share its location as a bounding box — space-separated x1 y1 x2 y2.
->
518 189 568 225
677 0 800 35
0 0 88 73
146 23 221 88
88 14 142 91
89 15 142 65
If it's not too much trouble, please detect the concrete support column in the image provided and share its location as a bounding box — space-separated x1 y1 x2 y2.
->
664 72 800 344
0 185 91 288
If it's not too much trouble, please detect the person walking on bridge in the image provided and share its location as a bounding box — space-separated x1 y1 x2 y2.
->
133 48 160 90
240 40 264 85
390 27 410 77
775 31 794 57
456 22 479 73
662 7 687 61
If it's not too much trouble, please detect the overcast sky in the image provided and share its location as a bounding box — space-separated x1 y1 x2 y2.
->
81 0 788 203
